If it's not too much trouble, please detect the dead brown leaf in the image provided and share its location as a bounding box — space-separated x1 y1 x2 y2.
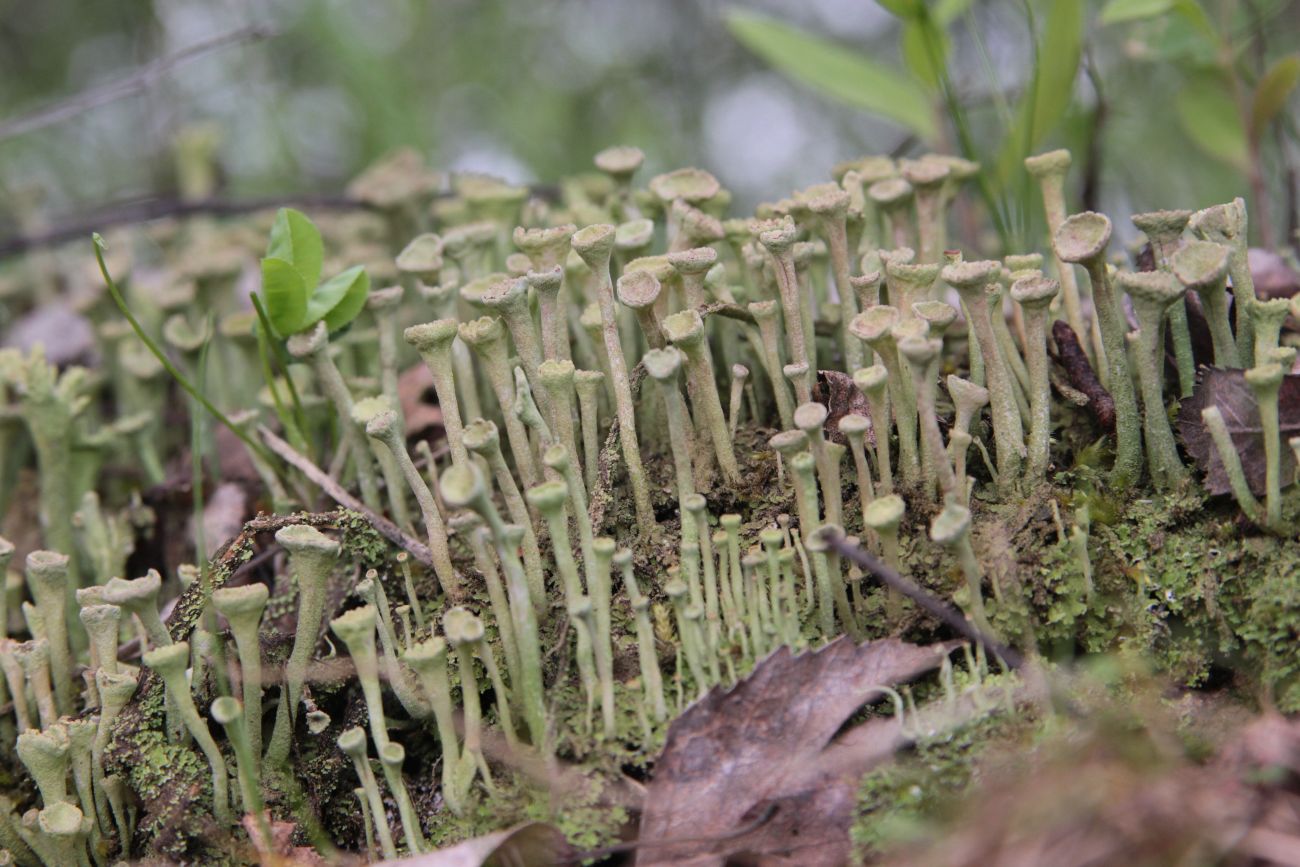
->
399 362 443 438
377 822 572 867
814 369 873 445
1177 367 1300 496
1249 247 1300 301
636 637 956 867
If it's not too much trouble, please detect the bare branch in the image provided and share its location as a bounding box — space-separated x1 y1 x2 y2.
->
258 424 436 568
0 24 274 142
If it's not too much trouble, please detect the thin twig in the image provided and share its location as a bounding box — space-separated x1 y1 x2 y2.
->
824 533 1024 670
0 25 274 142
258 425 435 568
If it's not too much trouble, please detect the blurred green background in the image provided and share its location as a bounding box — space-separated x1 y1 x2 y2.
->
2 0 1298 250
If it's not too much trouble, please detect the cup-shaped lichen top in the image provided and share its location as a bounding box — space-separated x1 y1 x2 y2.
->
212 583 269 630
1023 149 1071 179
514 224 575 271
848 305 901 346
276 524 340 577
442 607 485 647
868 177 913 209
662 309 706 348
940 259 1002 290
570 224 617 268
439 462 486 511
649 168 720 205
1010 274 1060 310
863 495 905 534
912 301 958 335
1169 240 1231 289
143 639 191 676
1052 212 1112 264
929 502 972 546
1116 269 1186 312
402 319 459 355
642 347 684 383
616 269 662 311
102 570 168 644
853 365 889 397
668 246 718 277
594 145 645 181
395 233 444 283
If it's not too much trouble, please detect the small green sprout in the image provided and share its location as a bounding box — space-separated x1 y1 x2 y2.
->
258 208 370 337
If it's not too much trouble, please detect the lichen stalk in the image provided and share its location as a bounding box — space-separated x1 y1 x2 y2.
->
1009 274 1061 481
337 728 397 858
440 463 548 756
1132 209 1196 396
287 322 383 510
404 319 472 468
457 315 540 488
461 420 544 613
1024 150 1087 350
663 309 741 483
617 549 667 722
23 552 72 716
849 307 920 484
212 583 269 772
142 642 230 824
929 504 993 638
1199 406 1264 524
942 261 1026 487
1244 363 1285 530
1116 269 1190 489
366 409 462 600
1170 240 1239 368
1189 198 1257 362
571 224 656 529
1052 214 1142 487
748 300 796 430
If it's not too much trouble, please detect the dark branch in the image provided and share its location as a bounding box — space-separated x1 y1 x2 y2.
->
824 533 1024 670
0 193 367 258
0 25 274 143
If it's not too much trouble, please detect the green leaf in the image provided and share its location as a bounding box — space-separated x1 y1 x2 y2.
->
266 208 323 291
259 257 308 337
934 0 972 25
306 265 370 332
902 19 948 91
726 9 936 139
1099 0 1174 25
1250 54 1300 143
1171 0 1217 39
877 0 922 17
995 0 1085 180
1176 72 1249 170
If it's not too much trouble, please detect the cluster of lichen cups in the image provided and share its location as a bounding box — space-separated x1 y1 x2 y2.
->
0 141 1296 864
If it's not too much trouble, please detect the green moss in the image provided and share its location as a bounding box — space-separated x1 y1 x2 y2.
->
852 711 1028 860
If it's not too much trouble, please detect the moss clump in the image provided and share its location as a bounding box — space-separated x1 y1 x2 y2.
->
852 710 1029 860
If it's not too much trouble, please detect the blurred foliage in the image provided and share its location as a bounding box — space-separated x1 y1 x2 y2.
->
0 0 1298 251
728 0 1300 249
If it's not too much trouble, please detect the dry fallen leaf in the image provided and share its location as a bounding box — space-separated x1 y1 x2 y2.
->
636 637 956 867
1177 367 1300 496
1248 247 1300 301
377 822 571 867
399 362 444 438
814 369 873 445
